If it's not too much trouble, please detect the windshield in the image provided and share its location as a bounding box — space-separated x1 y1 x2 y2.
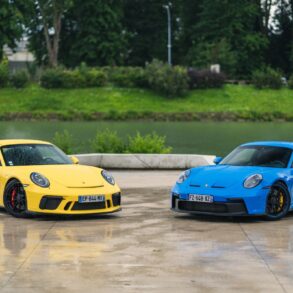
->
220 145 292 168
1 144 72 166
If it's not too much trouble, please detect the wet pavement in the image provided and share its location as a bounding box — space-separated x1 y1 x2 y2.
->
0 171 293 292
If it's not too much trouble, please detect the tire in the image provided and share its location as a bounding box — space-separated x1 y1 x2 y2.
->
265 182 290 221
4 179 29 218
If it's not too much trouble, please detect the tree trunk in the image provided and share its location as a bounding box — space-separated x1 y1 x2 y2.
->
38 1 62 67
263 0 272 34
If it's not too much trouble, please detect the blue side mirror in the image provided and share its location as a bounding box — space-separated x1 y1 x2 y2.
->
213 156 223 165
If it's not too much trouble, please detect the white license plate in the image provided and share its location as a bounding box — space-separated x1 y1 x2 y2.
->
78 195 105 203
189 194 213 203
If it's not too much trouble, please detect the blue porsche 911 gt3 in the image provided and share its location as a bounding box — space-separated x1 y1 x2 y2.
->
171 141 293 220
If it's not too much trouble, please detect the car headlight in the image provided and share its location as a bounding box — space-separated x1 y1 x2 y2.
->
243 174 262 189
30 172 50 188
101 170 115 185
177 170 191 184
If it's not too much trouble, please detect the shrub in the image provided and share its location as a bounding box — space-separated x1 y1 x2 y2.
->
53 130 74 154
288 75 293 89
188 68 226 89
62 70 85 88
126 132 172 154
10 71 29 88
40 67 65 88
145 60 189 97
0 58 9 87
83 69 107 87
252 67 283 89
41 66 107 88
108 67 147 88
90 129 125 153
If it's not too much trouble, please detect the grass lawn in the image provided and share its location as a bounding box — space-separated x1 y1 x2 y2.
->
0 84 292 119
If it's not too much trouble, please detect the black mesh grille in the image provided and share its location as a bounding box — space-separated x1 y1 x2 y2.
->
72 202 106 211
39 196 62 210
112 193 121 206
177 200 247 214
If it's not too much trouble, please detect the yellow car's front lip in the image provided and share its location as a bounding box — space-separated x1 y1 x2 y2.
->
25 185 121 215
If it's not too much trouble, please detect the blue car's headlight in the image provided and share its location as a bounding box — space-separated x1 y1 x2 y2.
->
101 170 115 185
177 170 191 184
30 172 50 188
243 174 262 189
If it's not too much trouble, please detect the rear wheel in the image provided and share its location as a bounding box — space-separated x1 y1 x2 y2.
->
4 179 28 218
265 182 290 220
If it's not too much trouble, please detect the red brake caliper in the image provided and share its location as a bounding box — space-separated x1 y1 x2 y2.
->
11 188 17 208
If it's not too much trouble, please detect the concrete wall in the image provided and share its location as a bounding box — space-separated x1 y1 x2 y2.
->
75 153 215 169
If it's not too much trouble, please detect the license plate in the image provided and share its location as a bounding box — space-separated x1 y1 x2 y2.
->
78 195 105 203
189 194 213 203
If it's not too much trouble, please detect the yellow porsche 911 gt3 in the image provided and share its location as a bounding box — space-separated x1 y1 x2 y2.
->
0 139 121 218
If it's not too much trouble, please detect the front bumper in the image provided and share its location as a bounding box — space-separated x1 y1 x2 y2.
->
171 196 248 216
25 185 121 215
171 184 271 216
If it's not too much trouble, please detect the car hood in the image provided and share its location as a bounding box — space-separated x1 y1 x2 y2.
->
5 164 105 188
189 165 275 188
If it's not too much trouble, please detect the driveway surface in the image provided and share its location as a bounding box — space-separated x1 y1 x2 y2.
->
0 171 293 292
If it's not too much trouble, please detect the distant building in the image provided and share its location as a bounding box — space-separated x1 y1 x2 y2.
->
3 37 35 72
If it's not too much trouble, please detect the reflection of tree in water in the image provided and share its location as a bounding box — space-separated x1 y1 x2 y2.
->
2 218 28 256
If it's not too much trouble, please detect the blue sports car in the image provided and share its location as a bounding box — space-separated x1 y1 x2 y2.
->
171 141 293 220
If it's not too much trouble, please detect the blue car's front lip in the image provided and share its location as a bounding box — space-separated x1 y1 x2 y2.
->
171 183 271 216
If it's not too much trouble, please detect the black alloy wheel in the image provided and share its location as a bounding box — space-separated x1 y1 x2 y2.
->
265 182 290 220
4 179 28 218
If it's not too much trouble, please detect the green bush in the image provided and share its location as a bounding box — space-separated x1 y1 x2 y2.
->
10 71 29 88
53 130 74 154
288 75 293 89
62 70 85 88
108 67 147 88
252 67 283 89
188 68 226 89
145 60 189 97
41 66 107 88
89 130 172 154
0 58 9 87
40 67 65 88
90 129 125 153
126 132 172 154
83 69 107 87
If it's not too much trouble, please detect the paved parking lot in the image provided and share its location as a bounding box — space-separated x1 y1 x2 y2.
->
0 171 293 292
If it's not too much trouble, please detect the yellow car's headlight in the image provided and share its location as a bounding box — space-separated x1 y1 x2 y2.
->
101 170 115 185
30 172 50 188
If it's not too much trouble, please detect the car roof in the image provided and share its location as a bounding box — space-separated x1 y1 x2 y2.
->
0 139 52 147
242 141 293 149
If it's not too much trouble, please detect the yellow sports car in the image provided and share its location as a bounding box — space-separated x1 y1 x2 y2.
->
0 139 121 218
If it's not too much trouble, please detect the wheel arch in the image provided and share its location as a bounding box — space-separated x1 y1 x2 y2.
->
3 177 26 202
4 177 23 191
272 179 289 189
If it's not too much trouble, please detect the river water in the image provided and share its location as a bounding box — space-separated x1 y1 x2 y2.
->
0 121 293 156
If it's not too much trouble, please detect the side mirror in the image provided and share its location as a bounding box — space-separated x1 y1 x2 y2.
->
70 156 79 164
213 156 223 165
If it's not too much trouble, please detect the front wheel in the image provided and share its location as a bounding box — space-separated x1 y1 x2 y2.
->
4 179 28 218
265 182 290 221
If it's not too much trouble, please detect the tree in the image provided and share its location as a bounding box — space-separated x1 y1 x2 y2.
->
26 0 72 67
123 0 182 66
268 0 293 75
59 0 127 67
0 0 26 59
186 39 237 75
182 0 268 77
